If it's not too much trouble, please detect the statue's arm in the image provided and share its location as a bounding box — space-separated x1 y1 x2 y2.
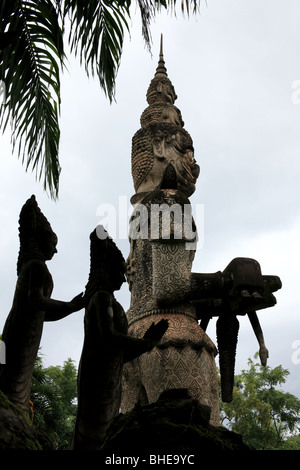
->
122 336 156 363
28 261 84 321
189 272 229 299
247 311 269 366
123 319 168 363
42 292 84 321
151 243 192 305
90 291 167 362
152 242 227 306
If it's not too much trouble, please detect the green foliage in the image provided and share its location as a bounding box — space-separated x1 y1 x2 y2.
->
31 354 78 449
0 0 202 198
0 0 64 198
20 350 300 450
281 435 300 450
64 0 130 102
220 353 300 450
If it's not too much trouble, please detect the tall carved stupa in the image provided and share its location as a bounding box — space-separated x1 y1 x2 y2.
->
121 37 222 426
121 37 282 428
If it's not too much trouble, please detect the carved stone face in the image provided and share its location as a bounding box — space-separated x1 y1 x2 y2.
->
135 128 200 198
161 131 200 195
39 232 58 260
132 62 200 199
147 77 177 106
108 261 127 292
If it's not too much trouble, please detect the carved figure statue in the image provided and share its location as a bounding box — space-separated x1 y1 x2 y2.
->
121 38 282 425
71 227 168 450
0 195 84 417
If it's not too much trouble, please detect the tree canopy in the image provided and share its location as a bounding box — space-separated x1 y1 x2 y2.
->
0 0 201 198
220 353 300 450
31 355 77 449
29 351 300 450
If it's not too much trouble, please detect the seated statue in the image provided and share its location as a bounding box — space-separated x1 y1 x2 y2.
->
0 195 84 417
71 227 168 450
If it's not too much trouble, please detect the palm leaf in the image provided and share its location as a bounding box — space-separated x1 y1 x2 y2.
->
64 0 130 102
135 0 156 49
63 0 200 100
0 0 64 199
0 0 202 199
134 0 201 47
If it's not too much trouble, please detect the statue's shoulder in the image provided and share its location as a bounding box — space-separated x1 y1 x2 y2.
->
86 290 113 310
19 259 49 279
23 259 46 269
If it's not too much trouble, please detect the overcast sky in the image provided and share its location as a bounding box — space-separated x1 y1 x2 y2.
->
0 0 299 399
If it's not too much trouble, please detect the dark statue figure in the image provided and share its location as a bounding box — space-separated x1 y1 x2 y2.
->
0 195 84 417
71 227 168 450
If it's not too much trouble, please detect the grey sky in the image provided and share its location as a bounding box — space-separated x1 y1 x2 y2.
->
0 0 299 398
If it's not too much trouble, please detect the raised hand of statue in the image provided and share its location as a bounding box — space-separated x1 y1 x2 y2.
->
69 292 85 312
143 319 169 349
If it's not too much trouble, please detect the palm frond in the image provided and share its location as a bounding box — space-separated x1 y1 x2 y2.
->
0 0 202 199
64 0 130 102
0 0 64 199
157 0 201 15
135 0 201 48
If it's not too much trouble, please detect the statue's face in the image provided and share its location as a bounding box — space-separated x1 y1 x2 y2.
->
40 232 58 260
134 77 199 197
115 261 127 290
164 133 200 195
107 260 127 292
147 78 177 106
158 82 176 104
143 131 200 197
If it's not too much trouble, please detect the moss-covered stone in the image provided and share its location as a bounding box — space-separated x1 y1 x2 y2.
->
101 389 249 454
0 390 53 450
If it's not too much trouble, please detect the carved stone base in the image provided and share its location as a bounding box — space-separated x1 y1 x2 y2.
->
104 389 249 454
121 314 220 427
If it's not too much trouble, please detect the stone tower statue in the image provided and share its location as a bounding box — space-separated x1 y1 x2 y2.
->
121 38 221 426
121 37 281 427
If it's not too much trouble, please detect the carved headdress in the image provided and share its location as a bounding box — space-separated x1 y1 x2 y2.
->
84 226 126 301
131 36 199 199
17 195 56 274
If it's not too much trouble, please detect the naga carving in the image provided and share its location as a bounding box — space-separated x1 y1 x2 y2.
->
71 227 168 450
121 37 282 425
0 195 84 417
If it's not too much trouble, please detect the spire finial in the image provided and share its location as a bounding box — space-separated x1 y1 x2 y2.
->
155 34 167 76
160 33 163 59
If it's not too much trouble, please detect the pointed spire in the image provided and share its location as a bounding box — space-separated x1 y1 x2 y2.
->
155 34 167 76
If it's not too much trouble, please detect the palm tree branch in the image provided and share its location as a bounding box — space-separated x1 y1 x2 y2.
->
135 0 201 47
0 0 64 199
64 0 130 101
0 0 202 198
